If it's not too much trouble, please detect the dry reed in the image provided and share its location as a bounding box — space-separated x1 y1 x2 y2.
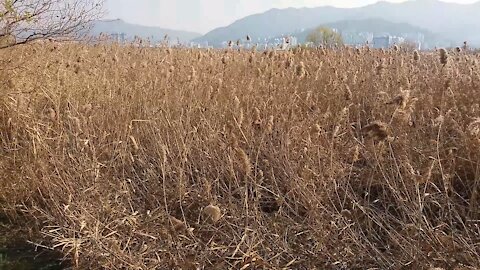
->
0 43 479 269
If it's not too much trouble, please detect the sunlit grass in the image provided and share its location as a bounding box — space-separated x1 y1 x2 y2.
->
0 43 479 269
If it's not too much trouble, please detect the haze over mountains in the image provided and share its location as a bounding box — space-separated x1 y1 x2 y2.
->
96 0 480 47
195 0 480 46
91 19 201 43
281 18 446 45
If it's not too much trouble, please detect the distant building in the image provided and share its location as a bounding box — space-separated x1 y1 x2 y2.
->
290 36 298 46
402 32 425 49
280 36 298 49
341 31 373 46
110 32 126 43
391 36 405 46
372 35 405 49
189 40 210 48
372 36 390 48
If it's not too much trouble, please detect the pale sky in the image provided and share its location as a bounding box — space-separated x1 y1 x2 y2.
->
106 0 479 34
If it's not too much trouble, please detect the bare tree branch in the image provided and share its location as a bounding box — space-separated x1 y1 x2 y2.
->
1 0 104 49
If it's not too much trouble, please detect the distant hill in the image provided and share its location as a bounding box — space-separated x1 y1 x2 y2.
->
194 0 480 47
287 19 449 47
91 19 202 43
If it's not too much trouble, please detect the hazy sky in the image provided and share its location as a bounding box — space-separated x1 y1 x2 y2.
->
106 0 478 34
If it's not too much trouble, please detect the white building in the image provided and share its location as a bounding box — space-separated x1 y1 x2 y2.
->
372 35 405 49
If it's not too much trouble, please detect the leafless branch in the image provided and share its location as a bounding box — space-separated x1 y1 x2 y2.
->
0 0 104 48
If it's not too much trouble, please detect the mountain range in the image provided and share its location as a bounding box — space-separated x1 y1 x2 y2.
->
279 18 448 47
92 0 480 47
91 19 201 43
193 0 480 47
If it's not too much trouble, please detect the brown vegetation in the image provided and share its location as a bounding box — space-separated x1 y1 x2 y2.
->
1 44 479 269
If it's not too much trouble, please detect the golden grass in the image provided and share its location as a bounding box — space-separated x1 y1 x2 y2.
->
0 43 479 269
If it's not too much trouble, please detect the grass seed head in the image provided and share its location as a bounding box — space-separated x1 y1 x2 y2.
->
386 90 410 109
203 204 222 223
266 115 274 133
236 147 251 176
129 136 139 151
468 118 480 137
170 216 186 231
361 121 390 141
413 50 420 61
48 108 57 120
439 48 449 65
248 54 255 64
253 107 261 124
296 61 306 78
345 85 353 101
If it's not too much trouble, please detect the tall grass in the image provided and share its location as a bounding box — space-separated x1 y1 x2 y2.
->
0 43 479 269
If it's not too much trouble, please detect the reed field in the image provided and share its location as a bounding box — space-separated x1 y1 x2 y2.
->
0 43 479 269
